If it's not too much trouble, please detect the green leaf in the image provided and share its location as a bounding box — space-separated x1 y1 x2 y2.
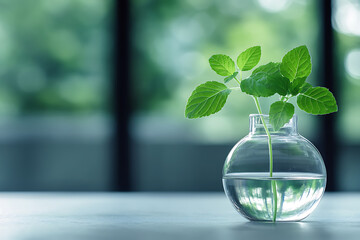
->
297 87 338 115
269 101 295 131
255 63 290 96
300 82 312 93
224 71 238 83
280 45 312 81
185 81 231 119
241 62 290 97
241 72 276 97
209 54 235 76
252 62 280 75
289 77 307 95
237 46 261 71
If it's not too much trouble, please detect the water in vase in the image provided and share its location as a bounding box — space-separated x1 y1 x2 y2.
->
222 172 326 221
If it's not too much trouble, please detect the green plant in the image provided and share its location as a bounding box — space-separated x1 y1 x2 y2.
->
185 45 338 222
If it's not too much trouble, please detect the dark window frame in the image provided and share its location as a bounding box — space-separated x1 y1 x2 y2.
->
318 0 338 191
114 0 131 191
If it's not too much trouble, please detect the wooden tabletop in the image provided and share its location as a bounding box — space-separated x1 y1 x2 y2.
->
0 192 358 240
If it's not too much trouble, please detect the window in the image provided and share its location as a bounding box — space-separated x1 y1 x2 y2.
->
130 0 321 191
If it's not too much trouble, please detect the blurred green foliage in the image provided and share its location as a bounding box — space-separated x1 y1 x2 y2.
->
332 0 360 142
0 0 112 115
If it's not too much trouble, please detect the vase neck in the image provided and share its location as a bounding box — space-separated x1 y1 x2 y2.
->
249 114 298 135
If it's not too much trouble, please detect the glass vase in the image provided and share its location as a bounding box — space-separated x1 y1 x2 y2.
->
222 114 326 222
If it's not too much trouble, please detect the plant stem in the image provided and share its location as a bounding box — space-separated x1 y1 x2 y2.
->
271 180 278 221
281 95 292 102
253 96 277 222
252 97 272 174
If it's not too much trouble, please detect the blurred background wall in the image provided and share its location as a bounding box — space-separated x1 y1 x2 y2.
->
0 0 358 191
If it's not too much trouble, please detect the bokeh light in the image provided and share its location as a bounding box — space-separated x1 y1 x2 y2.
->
345 49 360 81
333 0 360 36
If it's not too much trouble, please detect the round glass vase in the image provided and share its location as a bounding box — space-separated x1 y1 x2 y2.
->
222 114 326 222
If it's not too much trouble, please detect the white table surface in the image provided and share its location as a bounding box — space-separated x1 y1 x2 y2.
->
0 192 358 240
